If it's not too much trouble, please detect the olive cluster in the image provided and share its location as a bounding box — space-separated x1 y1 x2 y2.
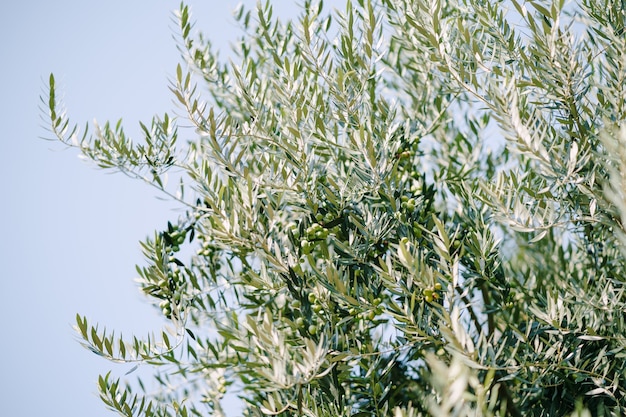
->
400 194 418 212
422 282 443 303
197 239 214 258
348 296 384 321
196 235 221 270
289 292 326 335
399 188 434 237
163 225 187 253
299 222 330 255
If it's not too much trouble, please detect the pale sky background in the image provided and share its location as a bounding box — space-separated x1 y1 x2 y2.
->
0 1 338 416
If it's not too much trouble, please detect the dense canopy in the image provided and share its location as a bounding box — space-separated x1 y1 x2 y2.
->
45 0 626 415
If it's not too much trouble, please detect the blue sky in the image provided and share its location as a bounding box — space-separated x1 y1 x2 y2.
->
0 1 323 415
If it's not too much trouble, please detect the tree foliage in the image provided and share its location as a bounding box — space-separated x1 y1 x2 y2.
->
44 0 626 415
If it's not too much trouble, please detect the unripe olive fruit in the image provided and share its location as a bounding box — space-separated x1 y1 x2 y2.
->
308 293 317 303
291 299 302 309
308 325 318 335
312 304 323 314
160 301 172 316
301 240 312 254
434 282 442 291
424 295 433 303
315 229 328 239
295 317 305 327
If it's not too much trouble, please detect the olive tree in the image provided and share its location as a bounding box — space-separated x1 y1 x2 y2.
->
44 0 626 415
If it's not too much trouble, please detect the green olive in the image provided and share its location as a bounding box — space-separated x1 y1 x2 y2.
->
301 240 312 254
160 300 172 316
315 229 328 239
